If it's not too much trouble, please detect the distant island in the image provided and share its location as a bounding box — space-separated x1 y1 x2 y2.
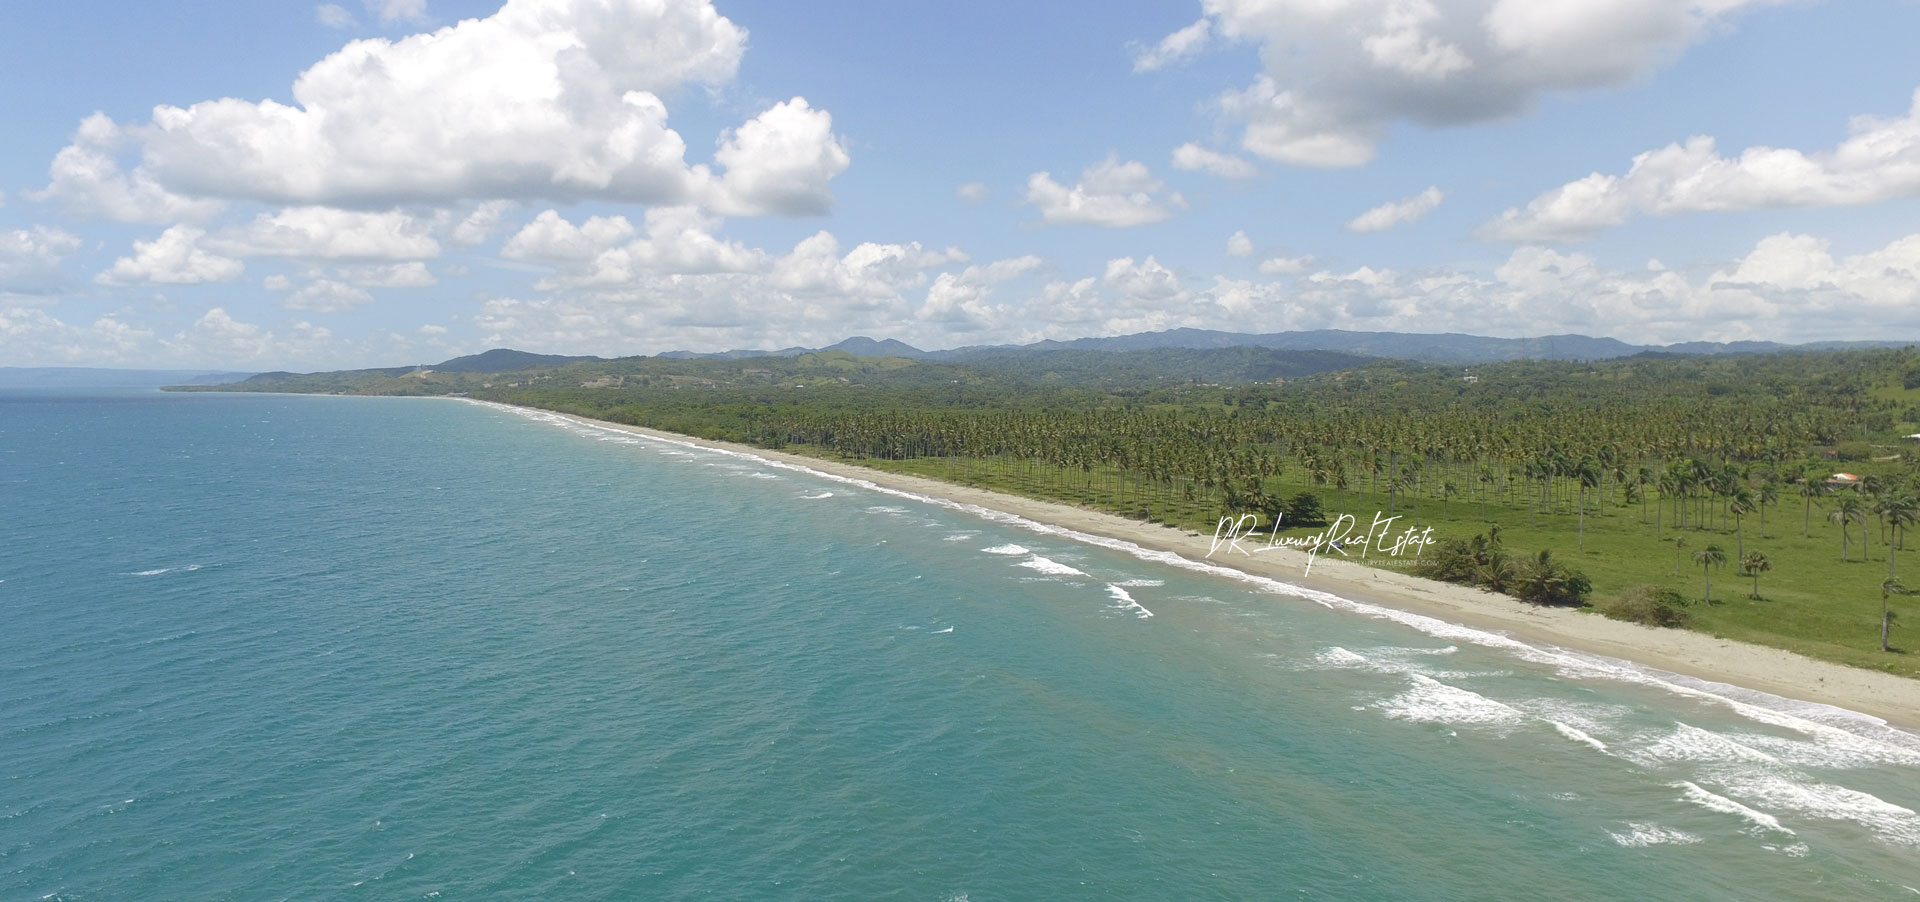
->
173 330 1920 686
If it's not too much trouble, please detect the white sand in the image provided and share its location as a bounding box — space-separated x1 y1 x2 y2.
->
494 402 1920 729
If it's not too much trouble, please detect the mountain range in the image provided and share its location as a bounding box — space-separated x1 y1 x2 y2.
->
429 328 1910 373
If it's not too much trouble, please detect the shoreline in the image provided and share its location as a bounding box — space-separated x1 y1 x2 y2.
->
472 398 1920 732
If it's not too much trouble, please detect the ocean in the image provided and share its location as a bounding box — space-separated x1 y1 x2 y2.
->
3 389 1918 899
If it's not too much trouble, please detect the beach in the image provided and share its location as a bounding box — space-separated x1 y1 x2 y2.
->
500 401 1920 731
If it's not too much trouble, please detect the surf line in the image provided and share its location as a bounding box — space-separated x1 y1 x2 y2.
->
459 399 1920 748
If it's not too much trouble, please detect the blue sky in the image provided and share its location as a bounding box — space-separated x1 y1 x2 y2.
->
5 0 1920 369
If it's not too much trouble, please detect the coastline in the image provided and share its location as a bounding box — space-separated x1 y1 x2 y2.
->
472 398 1920 732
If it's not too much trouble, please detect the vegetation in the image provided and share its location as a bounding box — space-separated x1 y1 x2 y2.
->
1599 586 1692 628
175 344 1920 676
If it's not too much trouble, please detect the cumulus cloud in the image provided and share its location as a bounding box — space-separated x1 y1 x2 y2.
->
1482 88 1920 241
1026 157 1184 227
956 182 990 203
1104 255 1188 304
501 209 639 262
708 98 851 216
773 231 967 301
32 114 225 223
284 279 376 313
1130 18 1211 72
207 207 441 260
1226 230 1254 257
1177 0 1783 167
97 226 245 285
449 201 512 247
1171 143 1257 179
1265 232 1920 342
334 261 437 287
188 223 1915 362
38 0 847 216
921 255 1045 328
183 307 340 363
1348 186 1444 232
0 226 82 295
466 231 978 355
0 308 155 365
503 206 764 288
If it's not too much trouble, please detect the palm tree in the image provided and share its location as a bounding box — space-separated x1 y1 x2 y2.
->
1728 487 1755 559
1740 551 1771 599
1632 466 1655 523
1882 578 1910 653
1693 544 1727 604
1879 491 1918 577
1673 536 1688 576
1831 496 1866 562
1801 476 1828 537
1755 480 1778 538
1575 458 1601 550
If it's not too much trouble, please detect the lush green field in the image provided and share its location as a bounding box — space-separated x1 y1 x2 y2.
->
774 445 1920 678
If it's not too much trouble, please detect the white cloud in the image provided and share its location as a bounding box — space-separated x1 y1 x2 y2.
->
32 114 225 223
1184 0 1783 167
316 4 357 28
1257 254 1311 275
210 207 441 260
365 0 427 25
503 207 765 288
501 209 638 262
0 226 82 295
1171 143 1257 179
97 226 245 285
1482 88 1920 242
707 97 851 216
921 255 1044 328
773 231 965 300
449 201 512 247
37 1 846 214
1130 18 1211 72
1026 157 1183 228
284 279 375 313
1226 230 1254 257
956 182 990 203
181 307 340 363
0 308 155 365
1103 255 1187 304
335 261 437 287
467 231 975 354
1347 186 1444 232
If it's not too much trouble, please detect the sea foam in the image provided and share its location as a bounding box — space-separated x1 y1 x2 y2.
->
1104 584 1154 619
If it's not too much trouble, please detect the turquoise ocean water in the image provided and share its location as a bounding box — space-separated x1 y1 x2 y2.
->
3 389 1918 899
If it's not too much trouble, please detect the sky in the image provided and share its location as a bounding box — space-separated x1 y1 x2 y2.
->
4 0 1920 370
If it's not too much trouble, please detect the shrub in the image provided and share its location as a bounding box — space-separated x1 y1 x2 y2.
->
1285 492 1327 526
1415 537 1481 584
1598 586 1690 627
1511 549 1593 607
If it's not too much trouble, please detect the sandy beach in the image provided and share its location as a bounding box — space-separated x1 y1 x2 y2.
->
492 401 1920 731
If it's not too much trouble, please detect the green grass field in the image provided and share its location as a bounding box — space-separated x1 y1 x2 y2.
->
779 447 1920 679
